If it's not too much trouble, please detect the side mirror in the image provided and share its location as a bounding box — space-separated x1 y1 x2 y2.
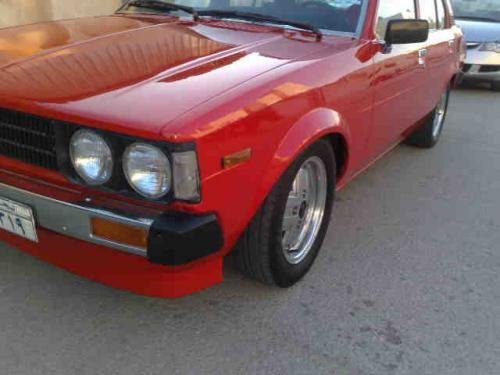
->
385 19 429 46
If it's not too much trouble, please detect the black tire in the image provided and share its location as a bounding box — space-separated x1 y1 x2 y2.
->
231 139 336 287
492 82 500 92
406 89 450 149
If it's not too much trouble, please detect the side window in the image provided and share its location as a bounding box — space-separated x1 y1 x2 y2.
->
419 0 438 30
376 0 416 39
436 0 447 29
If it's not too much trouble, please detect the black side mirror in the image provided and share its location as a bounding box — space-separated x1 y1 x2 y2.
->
385 19 429 46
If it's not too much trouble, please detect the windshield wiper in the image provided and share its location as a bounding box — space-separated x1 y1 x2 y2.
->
118 3 322 40
197 10 322 41
120 0 199 20
456 15 500 23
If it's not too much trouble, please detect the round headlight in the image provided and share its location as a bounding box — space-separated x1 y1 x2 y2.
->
70 129 113 185
123 143 171 199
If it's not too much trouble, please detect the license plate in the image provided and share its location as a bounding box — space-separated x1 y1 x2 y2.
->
0 196 38 242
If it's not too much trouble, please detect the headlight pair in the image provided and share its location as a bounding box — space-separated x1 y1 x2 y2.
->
479 41 500 54
69 129 199 201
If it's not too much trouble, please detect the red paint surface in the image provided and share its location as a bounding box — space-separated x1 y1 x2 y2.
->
0 228 223 298
0 1 462 297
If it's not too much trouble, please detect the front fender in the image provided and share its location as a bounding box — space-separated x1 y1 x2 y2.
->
188 107 351 259
256 107 350 207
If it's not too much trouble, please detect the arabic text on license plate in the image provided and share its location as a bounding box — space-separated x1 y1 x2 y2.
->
0 196 38 242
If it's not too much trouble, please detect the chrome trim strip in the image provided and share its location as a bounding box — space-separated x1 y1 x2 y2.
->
0 182 155 256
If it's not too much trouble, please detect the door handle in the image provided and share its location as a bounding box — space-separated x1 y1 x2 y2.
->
418 48 428 66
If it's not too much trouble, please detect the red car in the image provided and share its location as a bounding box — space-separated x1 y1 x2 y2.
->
0 0 463 297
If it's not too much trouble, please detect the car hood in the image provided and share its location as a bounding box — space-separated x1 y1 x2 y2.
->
455 19 500 42
0 15 330 139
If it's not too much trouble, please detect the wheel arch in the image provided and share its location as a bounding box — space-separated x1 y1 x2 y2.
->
326 132 349 180
256 108 351 209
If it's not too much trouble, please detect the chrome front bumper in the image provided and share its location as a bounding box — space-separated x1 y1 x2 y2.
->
0 182 224 265
463 49 500 83
463 64 500 83
0 182 153 256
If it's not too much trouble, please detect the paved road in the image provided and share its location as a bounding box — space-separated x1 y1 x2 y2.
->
1 88 499 375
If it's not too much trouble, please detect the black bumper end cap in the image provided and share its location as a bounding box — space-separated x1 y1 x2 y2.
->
147 212 224 266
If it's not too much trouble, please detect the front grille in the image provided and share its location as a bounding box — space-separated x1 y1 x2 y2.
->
479 65 500 73
463 64 472 73
0 108 58 170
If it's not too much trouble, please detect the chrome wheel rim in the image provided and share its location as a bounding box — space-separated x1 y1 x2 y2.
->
432 92 448 139
281 156 328 265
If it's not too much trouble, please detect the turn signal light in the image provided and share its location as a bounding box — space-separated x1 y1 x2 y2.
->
91 217 148 249
222 148 252 169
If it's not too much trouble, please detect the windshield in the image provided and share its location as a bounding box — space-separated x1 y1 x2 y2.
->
451 0 500 22
121 0 366 33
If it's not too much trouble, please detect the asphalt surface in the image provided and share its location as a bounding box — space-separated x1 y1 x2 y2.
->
1 87 499 375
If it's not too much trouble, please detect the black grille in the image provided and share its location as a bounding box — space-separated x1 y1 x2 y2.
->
479 65 500 73
0 108 58 170
462 64 472 73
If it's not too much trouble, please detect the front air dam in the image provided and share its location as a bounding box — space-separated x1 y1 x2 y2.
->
0 227 223 298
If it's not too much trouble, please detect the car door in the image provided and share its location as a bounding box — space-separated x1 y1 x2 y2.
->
370 0 428 160
418 0 456 114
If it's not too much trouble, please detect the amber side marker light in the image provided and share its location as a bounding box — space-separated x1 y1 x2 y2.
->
222 148 252 169
91 217 149 249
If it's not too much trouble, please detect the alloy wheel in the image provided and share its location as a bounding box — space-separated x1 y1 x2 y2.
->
281 156 328 265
